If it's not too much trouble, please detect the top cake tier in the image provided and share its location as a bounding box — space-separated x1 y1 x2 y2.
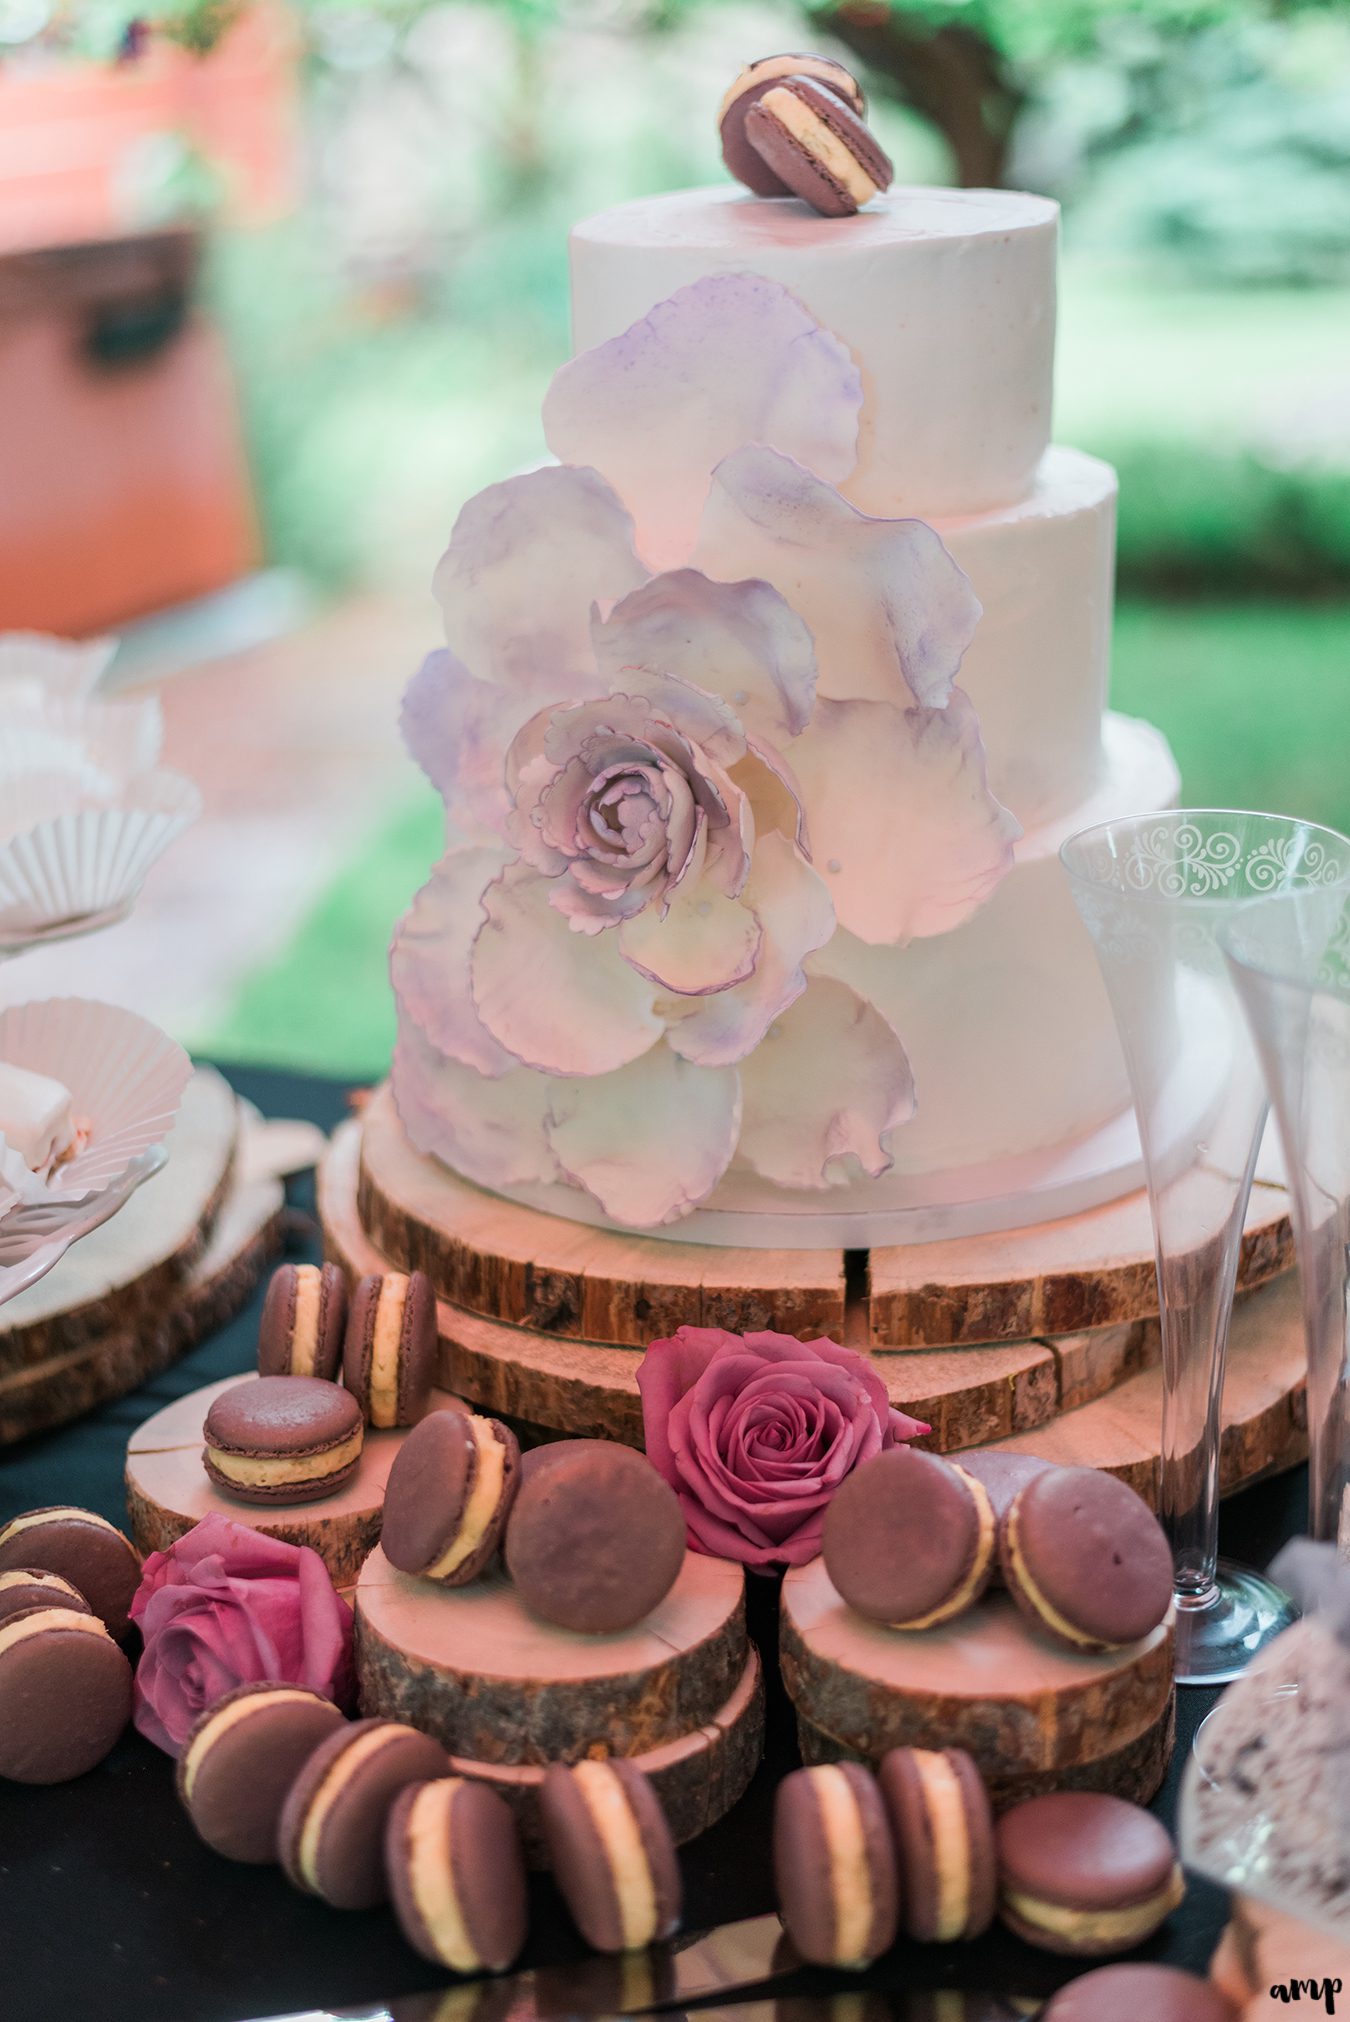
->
570 184 1059 521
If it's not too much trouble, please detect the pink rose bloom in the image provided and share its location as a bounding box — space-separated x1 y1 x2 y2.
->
129 1513 355 1756
637 1325 929 1572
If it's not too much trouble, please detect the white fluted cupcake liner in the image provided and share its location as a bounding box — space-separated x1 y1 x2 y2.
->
0 770 200 939
0 690 163 787
0 999 191 1246
0 630 117 704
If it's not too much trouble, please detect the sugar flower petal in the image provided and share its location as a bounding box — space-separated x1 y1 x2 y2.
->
546 1044 740 1227
661 830 834 1067
736 977 916 1189
593 570 817 745
432 465 646 694
695 446 981 708
789 689 1021 944
401 648 529 842
619 876 763 996
471 863 663 1076
392 1023 562 1191
390 846 516 1077
543 274 862 573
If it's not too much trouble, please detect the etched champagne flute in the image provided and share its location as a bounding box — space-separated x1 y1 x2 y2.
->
1062 810 1350 1682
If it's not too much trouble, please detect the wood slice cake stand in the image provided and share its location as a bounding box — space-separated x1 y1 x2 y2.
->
125 1376 465 1586
0 1069 286 1446
320 1090 1308 1503
355 1545 764 1860
780 1557 1176 1810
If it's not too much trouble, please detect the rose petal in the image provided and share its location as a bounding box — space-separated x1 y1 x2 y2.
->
400 648 525 844
392 1022 562 1191
543 273 862 573
433 464 647 692
471 863 663 1076
390 847 516 1077
546 1044 740 1227
638 1326 737 1485
618 876 763 996
661 830 834 1067
729 741 810 854
789 688 1020 944
593 569 817 745
694 446 981 708
736 977 916 1189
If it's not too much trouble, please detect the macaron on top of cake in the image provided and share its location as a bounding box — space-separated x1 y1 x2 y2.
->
504 1440 686 1635
999 1465 1173 1651
773 1761 899 1969
822 1448 996 1630
278 1717 448 1910
719 52 864 197
744 74 894 218
0 1603 132 1783
1040 1962 1237 2021
995 1792 1184 1956
878 1745 996 1943
381 1407 520 1586
0 1506 141 1638
386 1776 528 1974
177 1680 347 1864
343 1270 437 1428
258 1262 349 1381
202 1376 364 1506
540 1758 682 1954
0 1566 92 1627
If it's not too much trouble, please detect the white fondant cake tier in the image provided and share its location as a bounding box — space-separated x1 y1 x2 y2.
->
935 447 1115 826
570 185 1058 521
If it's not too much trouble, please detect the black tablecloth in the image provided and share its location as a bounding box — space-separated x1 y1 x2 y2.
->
0 1063 1308 2022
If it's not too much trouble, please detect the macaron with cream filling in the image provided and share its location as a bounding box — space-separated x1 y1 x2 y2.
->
719 52 864 196
0 1505 141 1638
539 1758 682 1954
744 75 893 218
344 1270 438 1428
996 1792 1184 1956
999 1466 1173 1651
259 1262 349 1380
0 1566 92 1626
822 1449 996 1631
1040 1962 1237 2020
0 1605 132 1782
381 1407 520 1586
386 1776 528 1973
278 1717 448 1909
177 1680 346 1862
202 1375 364 1505
878 1745 996 1942
774 1762 900 1969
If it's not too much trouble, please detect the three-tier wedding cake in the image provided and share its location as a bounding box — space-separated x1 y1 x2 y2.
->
388 164 1178 1247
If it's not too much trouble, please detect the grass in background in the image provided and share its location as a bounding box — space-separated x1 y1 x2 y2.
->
199 596 1350 1081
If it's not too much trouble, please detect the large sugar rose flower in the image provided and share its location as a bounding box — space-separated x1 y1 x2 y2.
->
637 1324 930 1570
392 273 1018 1227
129 1514 355 1756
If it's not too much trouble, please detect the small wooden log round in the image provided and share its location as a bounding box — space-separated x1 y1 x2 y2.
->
449 1650 765 1865
779 1558 1175 1807
796 1695 1176 1812
124 1378 462 1587
355 1544 748 1765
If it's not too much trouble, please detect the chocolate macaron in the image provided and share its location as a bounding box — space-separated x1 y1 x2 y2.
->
878 1746 996 1943
996 1792 1184 1956
745 75 894 218
719 52 864 197
203 1375 364 1505
0 1606 132 1782
1041 1963 1237 2021
279 1717 448 1909
999 1466 1173 1651
540 1758 682 1954
386 1776 528 1973
774 1763 899 1969
382 1407 520 1586
0 1506 141 1638
259 1262 349 1380
822 1449 996 1630
177 1681 347 1863
344 1270 437 1427
0 1567 92 1627
505 1440 685 1635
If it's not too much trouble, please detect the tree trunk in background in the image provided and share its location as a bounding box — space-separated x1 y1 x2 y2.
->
816 3 1023 188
